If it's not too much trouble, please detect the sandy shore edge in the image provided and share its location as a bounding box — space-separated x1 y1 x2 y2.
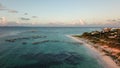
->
66 35 120 68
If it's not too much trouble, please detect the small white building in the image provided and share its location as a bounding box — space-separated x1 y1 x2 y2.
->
102 28 111 33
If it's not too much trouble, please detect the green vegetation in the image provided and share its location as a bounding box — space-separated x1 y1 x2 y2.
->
74 28 120 65
77 28 120 49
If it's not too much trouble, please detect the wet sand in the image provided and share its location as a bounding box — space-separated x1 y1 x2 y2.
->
67 35 120 68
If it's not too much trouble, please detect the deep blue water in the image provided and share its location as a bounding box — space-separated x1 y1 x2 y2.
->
0 27 103 68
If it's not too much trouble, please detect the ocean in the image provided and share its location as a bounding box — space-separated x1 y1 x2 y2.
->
0 27 103 68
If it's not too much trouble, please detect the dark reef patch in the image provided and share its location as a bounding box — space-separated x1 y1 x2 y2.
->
11 52 84 68
32 40 60 45
32 40 82 45
5 35 47 43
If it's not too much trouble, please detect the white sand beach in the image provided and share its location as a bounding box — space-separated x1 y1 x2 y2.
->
67 35 120 68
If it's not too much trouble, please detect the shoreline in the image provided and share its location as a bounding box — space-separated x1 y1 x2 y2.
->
66 35 120 68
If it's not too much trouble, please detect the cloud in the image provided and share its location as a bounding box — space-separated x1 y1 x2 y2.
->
20 17 30 21
24 13 28 15
0 3 7 10
6 21 19 26
107 19 116 22
5 21 33 26
107 18 120 23
0 17 7 25
79 19 85 25
0 3 18 14
8 10 18 13
103 18 120 27
32 16 38 18
72 19 85 25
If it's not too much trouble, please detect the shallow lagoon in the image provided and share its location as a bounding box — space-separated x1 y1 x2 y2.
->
0 27 103 68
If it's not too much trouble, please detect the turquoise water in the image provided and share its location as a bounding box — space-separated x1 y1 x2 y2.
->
0 27 103 68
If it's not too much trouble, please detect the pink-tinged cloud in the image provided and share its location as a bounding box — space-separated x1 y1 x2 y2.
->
72 19 85 25
0 17 7 25
79 19 85 25
106 18 120 26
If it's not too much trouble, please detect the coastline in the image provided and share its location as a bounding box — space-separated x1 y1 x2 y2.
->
66 35 120 68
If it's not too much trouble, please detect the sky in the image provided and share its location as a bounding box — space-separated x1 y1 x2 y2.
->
0 0 120 27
